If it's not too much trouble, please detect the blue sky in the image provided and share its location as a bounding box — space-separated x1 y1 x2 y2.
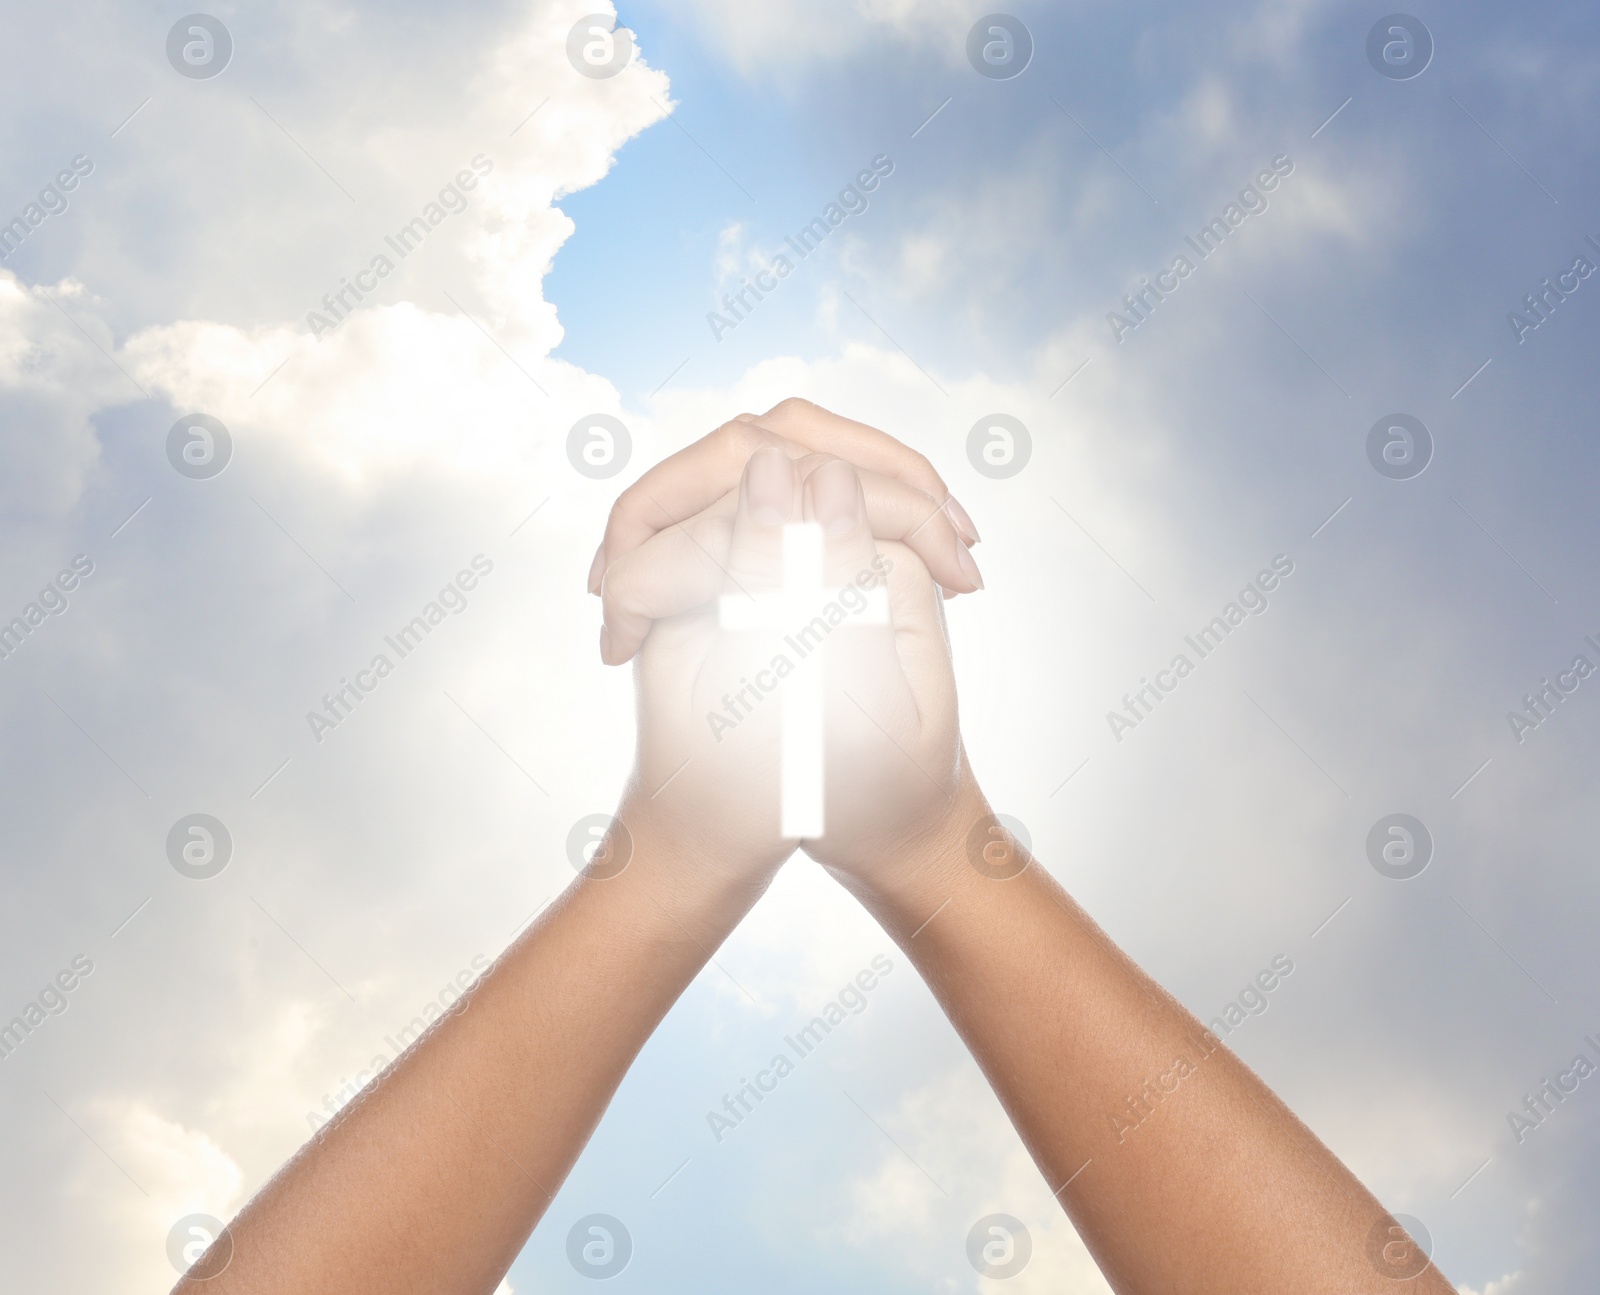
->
0 2 1597 1292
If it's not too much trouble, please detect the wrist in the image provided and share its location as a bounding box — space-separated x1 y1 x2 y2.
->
606 794 787 928
821 773 998 934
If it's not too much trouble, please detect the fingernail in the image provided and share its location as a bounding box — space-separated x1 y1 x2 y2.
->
811 460 861 537
587 542 606 595
746 446 793 525
946 496 981 545
954 539 984 591
599 623 612 662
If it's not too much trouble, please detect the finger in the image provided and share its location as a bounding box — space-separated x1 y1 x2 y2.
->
802 458 901 679
800 468 952 834
590 403 982 595
795 456 982 595
750 398 980 545
598 454 982 662
592 418 792 595
876 540 956 721
599 510 733 665
617 460 980 595
721 444 801 601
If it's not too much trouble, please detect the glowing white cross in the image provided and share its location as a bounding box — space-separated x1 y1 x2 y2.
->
718 523 889 838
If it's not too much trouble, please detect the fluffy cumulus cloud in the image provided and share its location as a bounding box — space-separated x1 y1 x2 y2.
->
0 2 679 1290
0 278 127 521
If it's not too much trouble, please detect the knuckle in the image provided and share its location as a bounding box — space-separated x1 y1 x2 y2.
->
600 570 639 617
711 418 758 458
797 450 841 472
603 486 639 534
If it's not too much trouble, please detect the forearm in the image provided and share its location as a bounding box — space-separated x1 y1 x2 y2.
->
181 828 772 1295
835 779 1454 1294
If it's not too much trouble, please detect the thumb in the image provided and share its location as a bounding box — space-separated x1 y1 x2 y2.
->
721 444 800 602
800 456 904 697
803 457 887 597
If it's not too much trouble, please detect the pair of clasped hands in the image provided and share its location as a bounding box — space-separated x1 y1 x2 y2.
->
181 400 1454 1295
586 396 985 901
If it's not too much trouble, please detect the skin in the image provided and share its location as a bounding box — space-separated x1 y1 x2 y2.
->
173 838 775 1294
178 402 1455 1294
835 789 1456 1292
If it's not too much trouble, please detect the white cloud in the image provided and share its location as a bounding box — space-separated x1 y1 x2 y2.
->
1459 1275 1524 1295
674 0 979 75
2 2 1597 1292
0 3 674 1291
835 1065 1114 1293
0 276 128 520
78 1099 245 1293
